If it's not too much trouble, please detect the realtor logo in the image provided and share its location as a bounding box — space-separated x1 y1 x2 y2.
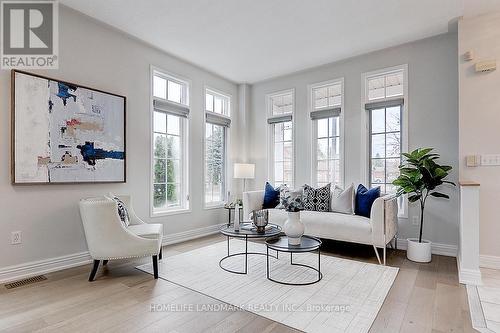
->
1 0 58 69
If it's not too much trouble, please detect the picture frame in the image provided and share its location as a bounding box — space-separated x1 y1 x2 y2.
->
11 70 126 184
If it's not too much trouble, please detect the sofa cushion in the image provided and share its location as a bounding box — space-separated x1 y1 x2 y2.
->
263 182 280 209
355 184 380 218
303 183 331 212
276 185 304 209
268 209 372 245
330 184 355 214
128 224 162 240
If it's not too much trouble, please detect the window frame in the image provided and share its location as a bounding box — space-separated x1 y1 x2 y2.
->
266 88 295 187
361 64 409 218
309 78 345 188
150 66 191 217
203 86 231 209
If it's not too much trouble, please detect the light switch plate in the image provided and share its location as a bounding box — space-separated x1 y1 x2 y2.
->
481 154 500 166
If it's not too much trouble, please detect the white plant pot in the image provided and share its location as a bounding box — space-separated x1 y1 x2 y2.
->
406 238 432 263
283 211 304 245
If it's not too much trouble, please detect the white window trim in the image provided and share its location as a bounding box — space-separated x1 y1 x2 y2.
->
361 64 409 218
266 88 295 187
205 86 231 117
150 65 191 217
203 85 232 209
308 78 345 188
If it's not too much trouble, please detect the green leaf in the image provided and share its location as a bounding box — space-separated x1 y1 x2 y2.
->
408 194 421 203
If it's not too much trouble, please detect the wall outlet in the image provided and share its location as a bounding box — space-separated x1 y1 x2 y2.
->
412 216 419 226
11 231 22 245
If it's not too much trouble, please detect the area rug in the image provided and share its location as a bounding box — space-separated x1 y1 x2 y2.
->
137 240 398 333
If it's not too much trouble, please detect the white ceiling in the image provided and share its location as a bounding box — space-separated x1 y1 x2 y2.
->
61 0 494 83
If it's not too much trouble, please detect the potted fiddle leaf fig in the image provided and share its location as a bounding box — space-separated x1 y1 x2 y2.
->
392 148 455 263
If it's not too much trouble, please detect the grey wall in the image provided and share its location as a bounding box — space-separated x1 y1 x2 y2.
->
0 6 242 268
248 33 459 246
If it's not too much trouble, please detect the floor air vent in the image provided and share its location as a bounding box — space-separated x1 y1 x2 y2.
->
4 275 47 289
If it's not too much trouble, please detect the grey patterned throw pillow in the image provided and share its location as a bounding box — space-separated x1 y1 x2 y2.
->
303 183 331 212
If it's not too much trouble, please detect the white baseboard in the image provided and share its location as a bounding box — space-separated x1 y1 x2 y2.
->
0 251 92 284
0 223 224 284
457 254 483 285
480 255 500 270
162 223 225 246
395 238 457 257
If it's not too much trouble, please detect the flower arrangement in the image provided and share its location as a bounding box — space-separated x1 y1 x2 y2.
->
281 188 304 212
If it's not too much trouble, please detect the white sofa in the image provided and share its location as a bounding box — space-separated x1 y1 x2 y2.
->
243 190 398 265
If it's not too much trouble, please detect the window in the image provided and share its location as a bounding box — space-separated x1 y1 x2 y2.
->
369 105 402 193
151 69 189 214
267 90 294 187
204 89 231 207
310 80 343 187
363 65 408 217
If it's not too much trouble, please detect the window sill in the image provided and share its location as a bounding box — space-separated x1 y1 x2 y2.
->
151 208 191 218
204 204 225 210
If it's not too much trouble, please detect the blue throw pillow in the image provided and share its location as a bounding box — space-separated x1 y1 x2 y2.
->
263 182 280 209
355 184 380 218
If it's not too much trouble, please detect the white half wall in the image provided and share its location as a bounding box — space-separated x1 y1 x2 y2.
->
248 33 460 248
0 6 241 269
459 11 500 259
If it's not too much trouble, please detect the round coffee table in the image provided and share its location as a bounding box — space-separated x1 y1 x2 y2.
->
266 235 322 285
219 223 281 274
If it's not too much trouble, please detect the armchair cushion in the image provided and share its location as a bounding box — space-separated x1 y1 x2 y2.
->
111 195 130 227
128 224 163 240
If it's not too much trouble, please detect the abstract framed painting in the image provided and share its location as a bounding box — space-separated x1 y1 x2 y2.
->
11 70 126 184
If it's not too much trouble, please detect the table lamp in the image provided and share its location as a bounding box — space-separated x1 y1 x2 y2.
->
233 163 255 193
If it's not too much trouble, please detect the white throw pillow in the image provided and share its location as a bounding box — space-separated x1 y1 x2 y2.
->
330 184 355 214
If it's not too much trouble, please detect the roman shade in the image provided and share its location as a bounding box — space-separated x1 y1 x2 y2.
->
153 99 190 118
310 107 341 120
267 114 292 124
364 98 404 110
206 112 231 127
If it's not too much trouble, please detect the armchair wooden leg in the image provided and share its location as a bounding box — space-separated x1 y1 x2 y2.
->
159 247 162 261
103 260 109 265
152 255 159 279
89 260 100 282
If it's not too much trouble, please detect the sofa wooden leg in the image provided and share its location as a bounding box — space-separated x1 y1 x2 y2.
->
152 255 159 279
373 246 382 265
383 246 386 266
89 260 100 282
159 247 162 261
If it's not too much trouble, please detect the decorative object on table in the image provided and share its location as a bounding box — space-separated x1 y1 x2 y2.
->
234 203 241 232
223 204 243 226
330 183 355 214
224 199 242 209
263 182 280 209
11 70 126 184
392 148 455 263
233 163 255 193
251 209 269 233
303 183 331 212
281 187 305 245
355 184 381 218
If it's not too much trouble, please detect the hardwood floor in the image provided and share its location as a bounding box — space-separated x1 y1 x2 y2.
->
0 235 476 333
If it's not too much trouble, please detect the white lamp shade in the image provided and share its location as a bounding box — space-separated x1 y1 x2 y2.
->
234 163 255 179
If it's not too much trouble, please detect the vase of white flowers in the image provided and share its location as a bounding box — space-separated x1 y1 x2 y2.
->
281 189 304 245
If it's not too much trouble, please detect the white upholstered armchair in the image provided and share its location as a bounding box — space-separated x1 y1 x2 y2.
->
79 195 163 281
